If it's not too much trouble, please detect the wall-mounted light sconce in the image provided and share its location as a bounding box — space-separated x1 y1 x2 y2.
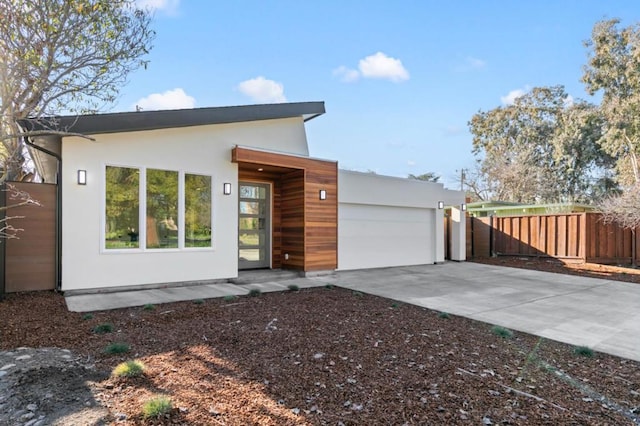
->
437 201 444 209
461 203 467 211
77 170 87 185
319 189 327 200
223 182 232 195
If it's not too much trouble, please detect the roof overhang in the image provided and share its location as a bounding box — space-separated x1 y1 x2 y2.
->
19 101 325 136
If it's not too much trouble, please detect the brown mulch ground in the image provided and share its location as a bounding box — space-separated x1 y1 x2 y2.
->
472 256 640 284
1 268 640 425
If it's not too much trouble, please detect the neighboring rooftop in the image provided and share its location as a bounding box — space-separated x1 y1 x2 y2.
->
465 201 597 217
20 101 325 135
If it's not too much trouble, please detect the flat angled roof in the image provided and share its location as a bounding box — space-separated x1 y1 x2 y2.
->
21 101 325 135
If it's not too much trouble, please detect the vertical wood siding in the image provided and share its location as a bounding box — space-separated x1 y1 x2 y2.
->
5 182 56 292
233 147 337 271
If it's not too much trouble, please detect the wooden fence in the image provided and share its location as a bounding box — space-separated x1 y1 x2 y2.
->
466 212 640 265
2 182 57 293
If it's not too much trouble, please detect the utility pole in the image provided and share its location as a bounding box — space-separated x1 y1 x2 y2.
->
460 168 466 192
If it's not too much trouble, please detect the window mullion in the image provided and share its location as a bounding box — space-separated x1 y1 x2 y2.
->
178 171 185 249
140 167 147 250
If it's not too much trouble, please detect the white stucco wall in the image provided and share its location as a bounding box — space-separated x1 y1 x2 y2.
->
61 117 308 291
338 170 464 270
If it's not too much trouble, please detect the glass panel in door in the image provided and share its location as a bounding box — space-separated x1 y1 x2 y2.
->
238 182 270 269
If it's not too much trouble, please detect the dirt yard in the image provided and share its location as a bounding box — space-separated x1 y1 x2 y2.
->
472 256 640 284
1 265 639 425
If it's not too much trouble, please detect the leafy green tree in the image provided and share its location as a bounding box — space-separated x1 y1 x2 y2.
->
408 172 440 182
0 0 155 181
469 86 612 203
582 19 640 185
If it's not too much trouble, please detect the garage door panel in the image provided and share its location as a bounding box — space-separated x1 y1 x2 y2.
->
338 204 434 270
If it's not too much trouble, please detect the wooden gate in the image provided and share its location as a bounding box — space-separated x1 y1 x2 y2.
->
3 182 57 292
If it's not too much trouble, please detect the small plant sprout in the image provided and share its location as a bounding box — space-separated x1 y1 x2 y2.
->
93 323 114 334
193 299 204 305
142 396 172 419
491 325 514 339
574 345 595 358
287 284 300 291
223 295 237 302
82 313 94 320
143 303 156 311
391 303 399 308
324 284 335 289
104 342 130 354
248 288 261 297
438 312 451 319
113 360 145 378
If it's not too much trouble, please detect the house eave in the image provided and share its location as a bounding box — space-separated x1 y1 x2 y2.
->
19 101 326 136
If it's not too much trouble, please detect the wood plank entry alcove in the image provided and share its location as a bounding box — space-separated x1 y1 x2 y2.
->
232 147 337 272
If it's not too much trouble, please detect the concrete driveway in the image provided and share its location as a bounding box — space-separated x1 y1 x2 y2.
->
66 262 640 362
316 262 640 363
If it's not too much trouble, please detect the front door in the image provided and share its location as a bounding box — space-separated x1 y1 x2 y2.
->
238 182 270 269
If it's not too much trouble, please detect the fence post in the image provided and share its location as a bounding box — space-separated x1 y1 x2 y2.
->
470 216 475 258
490 215 495 257
0 182 6 301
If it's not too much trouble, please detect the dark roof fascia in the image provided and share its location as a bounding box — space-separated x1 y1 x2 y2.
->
20 101 325 136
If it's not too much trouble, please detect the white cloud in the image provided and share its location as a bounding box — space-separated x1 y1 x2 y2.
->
466 56 486 70
407 160 416 166
237 76 287 103
134 88 195 111
135 0 180 14
358 52 409 82
454 56 487 72
332 66 360 83
444 125 462 136
334 52 410 84
500 88 527 105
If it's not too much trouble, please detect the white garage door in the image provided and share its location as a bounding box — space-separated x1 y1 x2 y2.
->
338 203 435 270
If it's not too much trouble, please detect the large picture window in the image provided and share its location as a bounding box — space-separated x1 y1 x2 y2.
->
104 166 213 250
105 166 140 249
185 174 212 248
146 169 179 249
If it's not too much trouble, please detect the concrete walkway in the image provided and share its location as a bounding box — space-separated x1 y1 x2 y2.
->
65 262 640 362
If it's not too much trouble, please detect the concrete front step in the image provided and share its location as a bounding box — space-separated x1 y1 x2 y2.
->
228 269 302 285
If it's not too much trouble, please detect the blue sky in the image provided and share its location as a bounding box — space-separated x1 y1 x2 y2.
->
119 1 640 188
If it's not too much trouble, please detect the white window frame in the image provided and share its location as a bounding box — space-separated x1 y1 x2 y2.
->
102 164 214 253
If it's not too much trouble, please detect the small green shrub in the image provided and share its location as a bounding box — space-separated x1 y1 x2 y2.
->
223 295 237 301
93 323 114 334
287 284 300 291
113 360 145 378
142 396 172 419
193 299 204 305
324 284 334 289
248 288 261 297
573 345 594 358
82 313 94 321
104 342 130 354
438 312 451 319
143 304 156 311
491 325 513 339
391 303 399 308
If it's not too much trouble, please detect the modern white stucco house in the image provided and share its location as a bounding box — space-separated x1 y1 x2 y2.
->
21 101 465 293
